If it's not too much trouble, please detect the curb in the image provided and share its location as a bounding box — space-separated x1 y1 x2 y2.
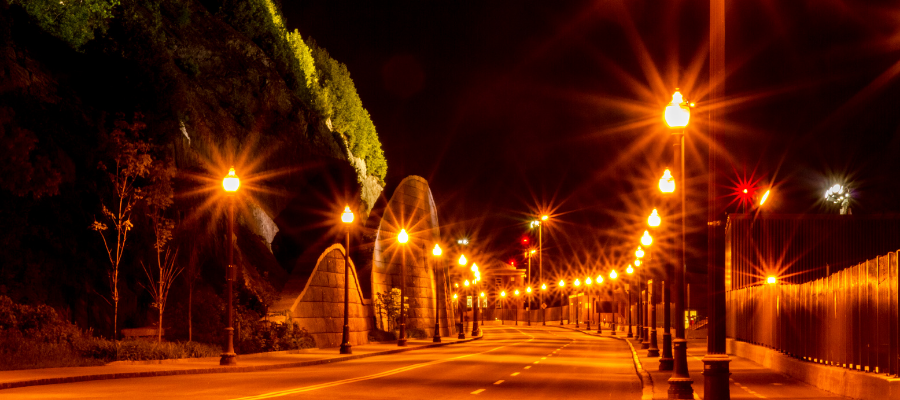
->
550 326 654 399
0 335 483 391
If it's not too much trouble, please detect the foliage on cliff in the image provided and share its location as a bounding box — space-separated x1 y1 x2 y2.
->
8 0 119 49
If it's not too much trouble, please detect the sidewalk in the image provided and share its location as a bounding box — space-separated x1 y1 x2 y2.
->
0 335 482 391
554 323 847 400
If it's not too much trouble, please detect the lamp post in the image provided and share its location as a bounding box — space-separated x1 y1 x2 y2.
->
500 291 506 325
558 280 565 325
626 266 634 338
526 286 532 326
596 275 604 334
471 264 481 337
659 170 675 371
647 210 661 358
541 283 547 324
636 249 645 347
585 277 592 331
339 206 354 354
480 291 485 326
514 289 520 325
531 215 549 325
432 244 443 343
609 270 618 335
220 167 240 366
665 89 694 398
573 279 581 328
397 229 410 346
458 255 467 339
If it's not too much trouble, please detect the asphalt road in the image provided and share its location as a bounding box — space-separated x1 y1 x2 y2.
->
4 326 642 400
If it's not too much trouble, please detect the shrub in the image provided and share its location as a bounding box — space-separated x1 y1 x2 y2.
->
10 0 120 49
237 321 315 353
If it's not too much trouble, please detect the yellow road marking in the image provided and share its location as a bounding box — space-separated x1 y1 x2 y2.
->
472 389 486 395
510 372 520 376
524 366 531 369
493 380 504 385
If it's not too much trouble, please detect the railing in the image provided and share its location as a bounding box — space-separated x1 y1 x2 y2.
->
727 250 899 375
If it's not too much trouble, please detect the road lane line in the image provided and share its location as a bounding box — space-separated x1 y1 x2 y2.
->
524 366 531 369
533 361 540 364
493 380 504 385
233 328 536 400
471 389 486 394
510 372 520 376
541 357 547 360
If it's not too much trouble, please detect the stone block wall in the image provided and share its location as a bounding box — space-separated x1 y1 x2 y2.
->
275 244 372 348
371 176 454 337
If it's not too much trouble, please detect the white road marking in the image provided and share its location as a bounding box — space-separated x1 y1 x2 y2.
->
471 389 486 394
232 328 537 399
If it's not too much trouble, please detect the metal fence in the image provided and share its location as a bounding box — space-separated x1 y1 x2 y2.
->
727 250 899 375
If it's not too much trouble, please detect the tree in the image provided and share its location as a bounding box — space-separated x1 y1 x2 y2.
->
90 116 152 340
141 155 180 343
10 0 120 49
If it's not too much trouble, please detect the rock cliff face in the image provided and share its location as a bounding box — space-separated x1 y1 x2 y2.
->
0 1 382 334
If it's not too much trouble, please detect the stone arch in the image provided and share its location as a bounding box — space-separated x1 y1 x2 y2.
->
370 176 453 337
272 243 372 348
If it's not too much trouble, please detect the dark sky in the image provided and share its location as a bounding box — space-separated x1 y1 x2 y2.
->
282 1 900 277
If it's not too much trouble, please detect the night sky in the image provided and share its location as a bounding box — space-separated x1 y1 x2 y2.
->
282 1 900 275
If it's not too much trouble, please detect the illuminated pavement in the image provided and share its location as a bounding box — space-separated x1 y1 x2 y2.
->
2 325 641 399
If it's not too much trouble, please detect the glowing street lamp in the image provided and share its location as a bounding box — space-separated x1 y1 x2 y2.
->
659 169 675 193
767 276 777 285
397 229 410 346
626 266 634 338
648 209 661 228
531 215 550 325
609 270 618 334
339 205 355 354
514 289 520 326
760 189 771 207
641 230 653 247
825 184 851 215
636 247 645 259
558 279 565 326
664 88 693 397
585 277 592 331
220 167 240 366
431 243 443 343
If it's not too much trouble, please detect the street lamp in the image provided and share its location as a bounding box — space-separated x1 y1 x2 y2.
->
646 211 660 357
767 276 777 285
397 229 410 346
584 277 592 331
479 291 485 326
658 170 675 371
531 215 549 324
825 184 851 215
339 206 354 354
514 289 520 325
626 266 634 338
525 286 532 326
220 167 239 366
609 270 618 335
500 291 506 325
595 274 604 334
573 278 581 328
457 255 468 339
664 89 694 397
471 264 481 337
432 243 443 343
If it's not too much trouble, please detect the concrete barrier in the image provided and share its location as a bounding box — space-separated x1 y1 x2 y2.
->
727 338 900 400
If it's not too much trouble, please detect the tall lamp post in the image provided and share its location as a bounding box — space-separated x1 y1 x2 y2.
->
609 270 618 335
626 266 634 338
461 278 470 339
397 229 410 346
220 167 240 366
595 274 604 334
525 249 535 326
573 279 581 328
640 231 653 350
659 169 675 371
471 264 481 337
558 280 565 325
665 89 694 398
531 215 549 324
339 206 354 354
584 277 592 331
514 289 520 325
458 255 468 339
431 244 443 343
647 210 661 358
526 286 532 326
500 291 506 325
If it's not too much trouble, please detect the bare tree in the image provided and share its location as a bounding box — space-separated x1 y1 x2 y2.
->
141 248 182 343
91 118 152 340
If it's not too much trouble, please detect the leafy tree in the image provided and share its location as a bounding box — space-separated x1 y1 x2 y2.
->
10 0 120 49
90 116 152 340
286 30 330 118
309 41 387 182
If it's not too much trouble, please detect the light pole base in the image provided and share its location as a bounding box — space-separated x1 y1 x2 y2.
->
433 323 441 343
219 353 237 366
667 377 695 399
397 338 408 346
339 343 352 354
458 332 466 339
641 340 650 349
659 356 674 371
702 354 732 400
